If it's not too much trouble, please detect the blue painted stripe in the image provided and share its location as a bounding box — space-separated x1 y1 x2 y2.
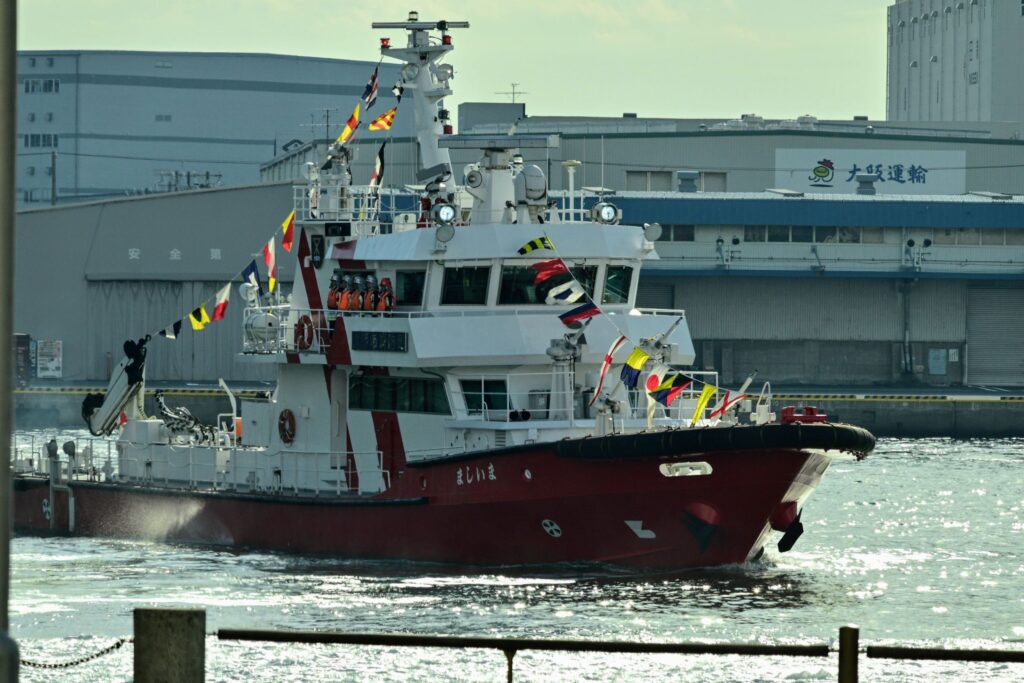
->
614 196 1024 230
640 268 1024 281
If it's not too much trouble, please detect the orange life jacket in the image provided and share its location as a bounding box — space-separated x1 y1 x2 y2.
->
363 288 379 312
376 290 394 312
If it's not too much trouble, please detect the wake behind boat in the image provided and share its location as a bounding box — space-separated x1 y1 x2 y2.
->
11 13 874 569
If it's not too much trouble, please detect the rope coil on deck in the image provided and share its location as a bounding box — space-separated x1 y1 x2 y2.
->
21 637 133 669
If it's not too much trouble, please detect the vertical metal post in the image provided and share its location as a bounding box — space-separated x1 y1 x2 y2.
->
502 649 515 683
134 608 205 683
0 0 20 677
49 150 55 206
838 625 859 683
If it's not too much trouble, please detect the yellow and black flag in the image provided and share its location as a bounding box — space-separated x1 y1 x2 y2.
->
517 236 554 255
189 305 211 331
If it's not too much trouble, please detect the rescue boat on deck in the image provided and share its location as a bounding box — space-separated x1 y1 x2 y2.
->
11 13 874 570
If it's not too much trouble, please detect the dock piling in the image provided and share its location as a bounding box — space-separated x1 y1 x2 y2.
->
838 625 859 683
134 608 206 683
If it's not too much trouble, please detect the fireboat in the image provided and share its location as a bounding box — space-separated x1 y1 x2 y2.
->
11 13 874 569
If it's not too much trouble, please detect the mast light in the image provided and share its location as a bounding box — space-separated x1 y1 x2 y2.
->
380 37 391 48
442 35 452 45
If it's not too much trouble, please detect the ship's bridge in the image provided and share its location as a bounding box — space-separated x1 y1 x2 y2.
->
241 220 694 369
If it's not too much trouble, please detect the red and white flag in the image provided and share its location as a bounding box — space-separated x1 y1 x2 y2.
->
708 371 758 419
212 283 231 321
589 335 627 406
263 237 277 293
369 140 387 188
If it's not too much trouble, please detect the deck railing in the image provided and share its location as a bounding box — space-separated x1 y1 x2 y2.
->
10 436 390 497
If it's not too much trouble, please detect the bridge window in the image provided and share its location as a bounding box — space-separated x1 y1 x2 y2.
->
460 379 508 415
441 266 490 305
349 376 450 414
602 266 633 304
396 270 425 305
498 265 596 305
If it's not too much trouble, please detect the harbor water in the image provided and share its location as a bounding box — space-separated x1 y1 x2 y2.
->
9 433 1024 682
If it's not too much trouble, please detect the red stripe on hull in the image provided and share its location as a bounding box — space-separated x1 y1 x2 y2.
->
326 317 352 365
12 448 830 569
296 228 324 310
371 411 407 471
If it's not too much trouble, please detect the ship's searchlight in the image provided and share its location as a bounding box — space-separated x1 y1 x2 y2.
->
592 201 621 225
433 222 456 252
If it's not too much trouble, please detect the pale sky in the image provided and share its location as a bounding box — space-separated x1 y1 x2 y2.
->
17 0 895 120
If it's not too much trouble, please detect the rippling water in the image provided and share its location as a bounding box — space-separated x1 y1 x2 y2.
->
9 435 1024 682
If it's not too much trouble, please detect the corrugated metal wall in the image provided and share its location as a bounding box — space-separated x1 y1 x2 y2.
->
908 280 967 343
675 277 904 341
966 287 1024 386
85 281 273 383
669 276 967 342
635 281 674 309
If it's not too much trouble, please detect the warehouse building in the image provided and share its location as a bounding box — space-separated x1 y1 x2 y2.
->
16 50 407 206
615 186 1024 387
262 104 1024 198
887 0 1024 124
14 177 1024 387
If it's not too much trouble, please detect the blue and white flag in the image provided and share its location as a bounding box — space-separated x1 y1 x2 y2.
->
545 280 585 305
241 258 264 297
362 66 379 110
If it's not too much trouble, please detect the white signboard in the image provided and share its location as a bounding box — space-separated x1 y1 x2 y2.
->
36 339 63 379
774 149 966 195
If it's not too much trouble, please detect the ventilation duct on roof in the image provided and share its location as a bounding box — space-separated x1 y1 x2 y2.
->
677 170 700 193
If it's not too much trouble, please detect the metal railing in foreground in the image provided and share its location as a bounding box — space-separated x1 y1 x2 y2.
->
18 613 1024 680
216 624 1024 683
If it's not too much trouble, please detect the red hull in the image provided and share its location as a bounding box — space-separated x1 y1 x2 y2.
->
13 446 829 569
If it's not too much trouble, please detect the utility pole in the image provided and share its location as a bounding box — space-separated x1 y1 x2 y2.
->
495 82 528 104
301 108 341 158
50 150 56 206
0 0 23 678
